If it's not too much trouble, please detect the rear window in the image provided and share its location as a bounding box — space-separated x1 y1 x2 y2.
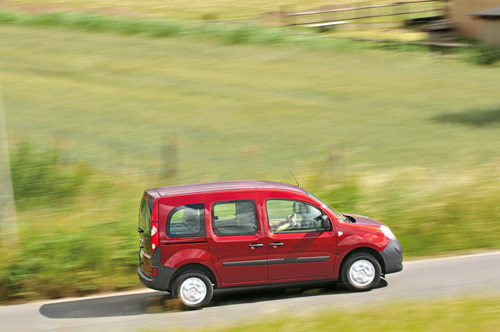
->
139 197 152 237
167 204 205 238
212 200 258 236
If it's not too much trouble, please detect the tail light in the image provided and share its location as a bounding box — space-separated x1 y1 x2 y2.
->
151 201 159 252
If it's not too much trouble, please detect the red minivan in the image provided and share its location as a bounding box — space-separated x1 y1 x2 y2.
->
137 181 402 308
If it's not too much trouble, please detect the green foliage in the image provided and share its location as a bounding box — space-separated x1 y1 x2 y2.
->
313 169 500 258
0 10 19 24
313 177 361 213
0 10 466 61
2 163 500 303
0 224 137 302
0 169 142 303
0 9 303 47
10 142 90 208
464 43 500 66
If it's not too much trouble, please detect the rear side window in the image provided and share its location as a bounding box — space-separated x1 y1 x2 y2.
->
167 204 205 238
212 200 258 236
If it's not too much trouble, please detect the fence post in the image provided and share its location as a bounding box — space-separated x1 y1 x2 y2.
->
321 6 328 25
280 5 294 26
161 134 178 182
328 144 346 181
368 0 373 28
357 2 362 30
280 6 286 26
0 79 18 246
402 1 407 26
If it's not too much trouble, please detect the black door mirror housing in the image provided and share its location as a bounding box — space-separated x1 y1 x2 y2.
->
321 214 332 231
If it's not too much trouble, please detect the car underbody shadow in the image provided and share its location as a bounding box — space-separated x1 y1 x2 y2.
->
39 292 174 318
39 279 388 318
210 279 387 308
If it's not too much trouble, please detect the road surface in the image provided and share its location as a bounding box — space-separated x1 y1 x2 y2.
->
1 251 500 331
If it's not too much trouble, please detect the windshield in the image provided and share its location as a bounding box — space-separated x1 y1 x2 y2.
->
307 192 348 222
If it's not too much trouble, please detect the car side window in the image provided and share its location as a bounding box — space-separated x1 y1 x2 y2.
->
267 199 324 233
212 200 258 236
167 204 205 237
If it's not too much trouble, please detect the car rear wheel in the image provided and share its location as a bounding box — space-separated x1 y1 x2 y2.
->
172 271 213 309
341 253 381 291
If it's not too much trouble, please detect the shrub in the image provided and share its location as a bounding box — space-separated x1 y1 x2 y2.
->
465 43 500 66
10 141 91 208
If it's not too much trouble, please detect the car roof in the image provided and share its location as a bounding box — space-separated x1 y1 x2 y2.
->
148 180 308 198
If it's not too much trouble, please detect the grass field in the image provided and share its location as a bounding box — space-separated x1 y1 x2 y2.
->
2 0 420 21
185 296 500 332
2 25 500 181
0 16 499 302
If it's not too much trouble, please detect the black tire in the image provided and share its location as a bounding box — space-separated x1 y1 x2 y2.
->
341 253 381 292
172 270 213 309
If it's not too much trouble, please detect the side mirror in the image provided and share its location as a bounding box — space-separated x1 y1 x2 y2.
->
321 215 332 231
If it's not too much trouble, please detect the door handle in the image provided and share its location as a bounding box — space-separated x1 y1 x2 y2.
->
248 243 264 248
269 242 284 247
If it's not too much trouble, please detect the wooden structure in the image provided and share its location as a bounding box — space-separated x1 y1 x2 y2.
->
282 1 443 27
446 0 500 38
471 7 500 46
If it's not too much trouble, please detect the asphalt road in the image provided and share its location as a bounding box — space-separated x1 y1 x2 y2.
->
2 251 500 332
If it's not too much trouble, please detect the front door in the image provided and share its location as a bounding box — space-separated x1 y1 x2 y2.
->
261 193 337 281
205 192 267 286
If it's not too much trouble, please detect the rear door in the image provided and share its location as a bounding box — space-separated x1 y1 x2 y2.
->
262 192 337 281
138 193 154 277
205 192 267 286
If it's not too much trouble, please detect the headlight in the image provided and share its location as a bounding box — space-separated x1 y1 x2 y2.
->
380 225 396 240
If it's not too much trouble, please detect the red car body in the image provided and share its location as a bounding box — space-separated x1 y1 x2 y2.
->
138 180 402 307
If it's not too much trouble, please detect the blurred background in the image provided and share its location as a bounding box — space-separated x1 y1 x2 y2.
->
0 0 499 303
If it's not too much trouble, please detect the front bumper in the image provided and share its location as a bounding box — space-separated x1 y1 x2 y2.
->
380 239 403 274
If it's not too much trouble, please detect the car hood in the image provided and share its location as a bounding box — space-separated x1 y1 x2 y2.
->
343 214 383 226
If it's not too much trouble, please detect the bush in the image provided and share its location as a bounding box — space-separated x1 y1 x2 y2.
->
10 141 90 208
314 168 500 258
465 43 500 66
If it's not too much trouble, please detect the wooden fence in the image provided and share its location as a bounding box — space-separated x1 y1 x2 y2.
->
281 0 445 27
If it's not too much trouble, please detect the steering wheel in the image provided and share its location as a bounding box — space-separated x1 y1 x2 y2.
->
302 219 314 228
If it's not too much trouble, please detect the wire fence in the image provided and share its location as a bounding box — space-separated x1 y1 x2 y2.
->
281 0 445 28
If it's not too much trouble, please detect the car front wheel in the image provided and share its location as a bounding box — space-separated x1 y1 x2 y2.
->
341 253 381 291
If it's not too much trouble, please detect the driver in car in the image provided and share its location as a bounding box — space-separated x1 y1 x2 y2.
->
275 213 301 232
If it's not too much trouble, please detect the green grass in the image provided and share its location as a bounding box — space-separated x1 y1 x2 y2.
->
2 24 499 181
0 9 434 49
0 157 148 302
0 20 499 303
185 297 500 332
